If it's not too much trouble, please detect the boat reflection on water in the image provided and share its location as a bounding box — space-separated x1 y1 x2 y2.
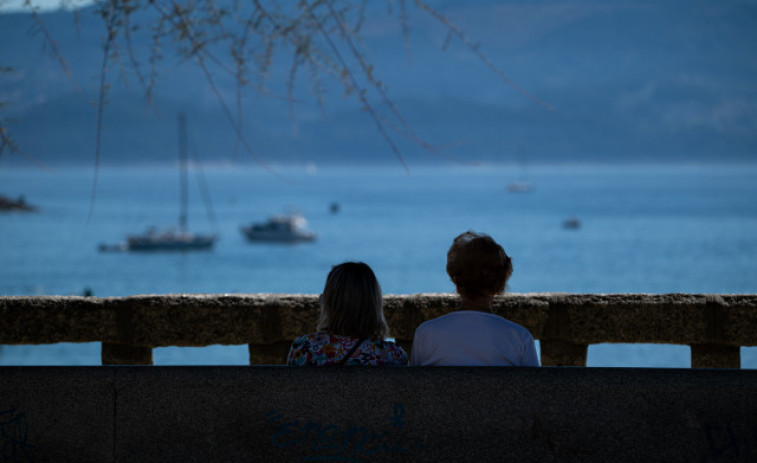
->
241 213 316 243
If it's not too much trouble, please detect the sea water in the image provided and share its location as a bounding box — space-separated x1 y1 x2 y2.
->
1 163 756 367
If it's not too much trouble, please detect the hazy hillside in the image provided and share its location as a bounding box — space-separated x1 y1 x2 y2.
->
1 0 756 166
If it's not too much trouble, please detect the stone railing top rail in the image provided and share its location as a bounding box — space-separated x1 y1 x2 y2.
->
2 293 756 347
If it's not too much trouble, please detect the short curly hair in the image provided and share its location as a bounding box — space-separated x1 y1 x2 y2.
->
446 231 513 299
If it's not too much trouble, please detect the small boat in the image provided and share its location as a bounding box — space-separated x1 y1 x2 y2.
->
100 227 215 253
241 213 316 243
329 202 340 214
563 217 581 229
125 227 215 252
507 153 534 193
99 112 217 252
506 181 534 193
0 194 38 212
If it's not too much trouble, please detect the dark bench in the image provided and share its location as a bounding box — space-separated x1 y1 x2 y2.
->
2 366 756 462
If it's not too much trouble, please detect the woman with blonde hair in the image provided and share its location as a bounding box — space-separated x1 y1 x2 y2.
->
411 231 539 366
287 262 408 366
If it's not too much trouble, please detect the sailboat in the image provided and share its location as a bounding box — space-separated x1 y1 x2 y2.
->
99 112 216 252
0 194 38 212
506 151 534 193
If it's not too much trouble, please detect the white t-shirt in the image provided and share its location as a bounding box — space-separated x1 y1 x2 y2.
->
410 311 540 366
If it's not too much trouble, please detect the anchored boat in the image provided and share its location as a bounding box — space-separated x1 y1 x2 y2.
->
241 213 316 243
99 112 216 252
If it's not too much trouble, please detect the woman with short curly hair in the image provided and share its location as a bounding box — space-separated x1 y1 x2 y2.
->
411 231 539 366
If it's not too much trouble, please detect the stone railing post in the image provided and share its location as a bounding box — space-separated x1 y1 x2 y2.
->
101 343 153 365
539 300 588 366
248 342 291 365
690 295 740 368
101 302 153 365
690 345 740 368
246 297 298 365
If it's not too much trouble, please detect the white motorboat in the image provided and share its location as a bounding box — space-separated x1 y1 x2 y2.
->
241 213 316 243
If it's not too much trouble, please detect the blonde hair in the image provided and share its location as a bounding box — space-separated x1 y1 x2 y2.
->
317 262 389 339
446 231 513 299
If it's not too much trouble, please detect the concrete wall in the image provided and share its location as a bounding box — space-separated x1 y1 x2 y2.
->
1 366 756 462
2 293 757 367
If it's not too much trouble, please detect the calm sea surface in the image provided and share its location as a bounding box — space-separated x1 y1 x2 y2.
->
1 163 756 367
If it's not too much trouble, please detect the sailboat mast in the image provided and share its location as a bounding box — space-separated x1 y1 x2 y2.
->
178 111 188 232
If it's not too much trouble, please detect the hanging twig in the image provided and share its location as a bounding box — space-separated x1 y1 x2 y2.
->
88 1 119 222
30 10 79 91
324 0 445 157
415 0 554 111
302 0 410 173
122 2 155 107
160 0 293 182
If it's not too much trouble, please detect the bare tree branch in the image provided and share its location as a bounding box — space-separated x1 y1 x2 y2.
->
302 0 410 172
30 9 79 90
0 121 54 171
2 0 551 194
158 0 293 182
415 0 554 111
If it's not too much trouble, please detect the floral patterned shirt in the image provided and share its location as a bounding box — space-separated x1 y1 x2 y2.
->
287 332 408 366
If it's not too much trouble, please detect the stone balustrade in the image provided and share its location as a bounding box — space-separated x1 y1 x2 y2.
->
2 293 756 367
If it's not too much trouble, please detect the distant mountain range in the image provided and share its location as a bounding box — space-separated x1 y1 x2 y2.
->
1 0 756 166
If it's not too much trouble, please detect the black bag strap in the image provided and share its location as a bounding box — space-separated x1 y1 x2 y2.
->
338 337 366 365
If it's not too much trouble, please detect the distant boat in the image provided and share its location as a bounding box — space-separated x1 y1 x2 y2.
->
329 202 340 214
507 152 534 193
563 217 581 229
506 181 534 193
0 194 38 212
241 212 316 243
124 227 216 251
99 112 216 252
